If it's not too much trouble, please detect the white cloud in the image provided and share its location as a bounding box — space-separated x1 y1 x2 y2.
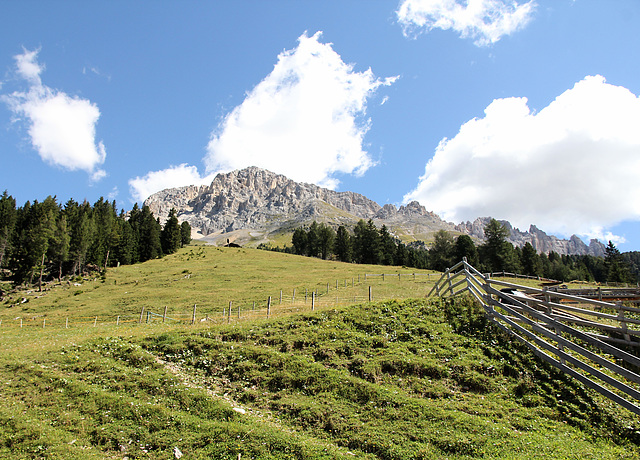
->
397 0 536 46
2 48 106 180
204 31 397 190
404 75 640 241
128 164 214 204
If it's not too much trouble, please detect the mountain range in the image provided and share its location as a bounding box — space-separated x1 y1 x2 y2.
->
144 166 606 257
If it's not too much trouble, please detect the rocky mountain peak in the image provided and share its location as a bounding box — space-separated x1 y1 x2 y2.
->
144 167 606 256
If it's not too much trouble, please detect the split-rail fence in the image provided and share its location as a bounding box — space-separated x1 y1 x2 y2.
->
429 258 640 416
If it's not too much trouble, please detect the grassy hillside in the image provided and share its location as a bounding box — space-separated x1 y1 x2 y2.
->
1 247 639 459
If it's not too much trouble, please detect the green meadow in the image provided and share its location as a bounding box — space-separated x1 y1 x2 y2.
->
1 246 639 459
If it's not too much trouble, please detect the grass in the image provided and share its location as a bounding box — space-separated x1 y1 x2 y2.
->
0 247 439 328
0 246 638 459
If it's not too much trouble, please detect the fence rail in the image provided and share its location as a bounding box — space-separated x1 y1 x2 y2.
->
430 259 640 416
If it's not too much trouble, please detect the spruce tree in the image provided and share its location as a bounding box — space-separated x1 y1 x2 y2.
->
454 234 478 267
180 221 192 247
334 225 352 262
292 227 308 256
0 191 16 268
429 230 454 272
138 206 162 261
604 241 630 284
317 223 335 260
161 208 182 255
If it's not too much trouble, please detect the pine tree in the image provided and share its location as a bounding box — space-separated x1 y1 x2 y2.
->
604 241 630 284
0 191 16 268
479 219 520 273
161 208 182 255
429 230 454 272
353 219 381 265
306 221 320 258
454 234 478 266
379 225 397 265
48 213 70 280
521 242 542 277
334 225 352 262
180 221 192 247
66 200 95 276
317 223 335 260
138 206 162 261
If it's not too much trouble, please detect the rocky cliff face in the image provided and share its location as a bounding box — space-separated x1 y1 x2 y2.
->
146 167 382 238
455 218 606 257
145 166 606 256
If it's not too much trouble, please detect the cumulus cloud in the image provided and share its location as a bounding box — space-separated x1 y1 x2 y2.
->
2 48 106 180
397 0 536 46
128 164 214 204
404 75 640 241
204 31 397 190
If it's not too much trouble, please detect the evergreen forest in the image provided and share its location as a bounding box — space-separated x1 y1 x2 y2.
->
0 191 191 287
262 219 640 285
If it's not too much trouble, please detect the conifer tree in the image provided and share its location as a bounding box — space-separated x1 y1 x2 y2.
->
292 227 308 255
180 221 192 247
161 208 182 255
429 230 454 272
318 223 335 260
138 205 162 261
379 225 397 265
454 234 478 266
0 191 16 268
334 225 352 262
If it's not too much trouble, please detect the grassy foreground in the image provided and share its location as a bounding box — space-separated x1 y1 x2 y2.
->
1 247 639 459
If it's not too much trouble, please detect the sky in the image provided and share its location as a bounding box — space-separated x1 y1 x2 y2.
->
1 1 639 251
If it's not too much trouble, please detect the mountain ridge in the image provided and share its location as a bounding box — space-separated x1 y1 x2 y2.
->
145 166 605 257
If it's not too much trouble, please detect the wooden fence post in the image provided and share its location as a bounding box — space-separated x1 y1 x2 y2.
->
94 316 98 327
65 317 69 329
293 288 296 303
139 307 145 324
312 292 315 311
369 286 372 302
116 316 120 326
327 283 329 294
163 306 168 323
267 297 271 318
43 318 46 328
191 304 197 325
618 302 631 343
229 301 232 323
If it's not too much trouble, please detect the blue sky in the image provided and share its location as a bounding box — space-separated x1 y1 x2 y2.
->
1 1 639 251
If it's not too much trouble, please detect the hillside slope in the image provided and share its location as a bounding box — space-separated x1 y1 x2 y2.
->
1 297 638 459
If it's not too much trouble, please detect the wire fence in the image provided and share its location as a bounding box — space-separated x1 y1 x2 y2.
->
1 272 439 330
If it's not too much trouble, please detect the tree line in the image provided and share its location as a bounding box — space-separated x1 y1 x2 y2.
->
260 218 639 284
0 191 191 288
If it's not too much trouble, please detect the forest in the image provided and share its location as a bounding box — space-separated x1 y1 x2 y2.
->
261 219 640 285
0 191 191 288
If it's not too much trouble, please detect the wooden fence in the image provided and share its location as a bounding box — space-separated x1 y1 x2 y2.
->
430 259 640 416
